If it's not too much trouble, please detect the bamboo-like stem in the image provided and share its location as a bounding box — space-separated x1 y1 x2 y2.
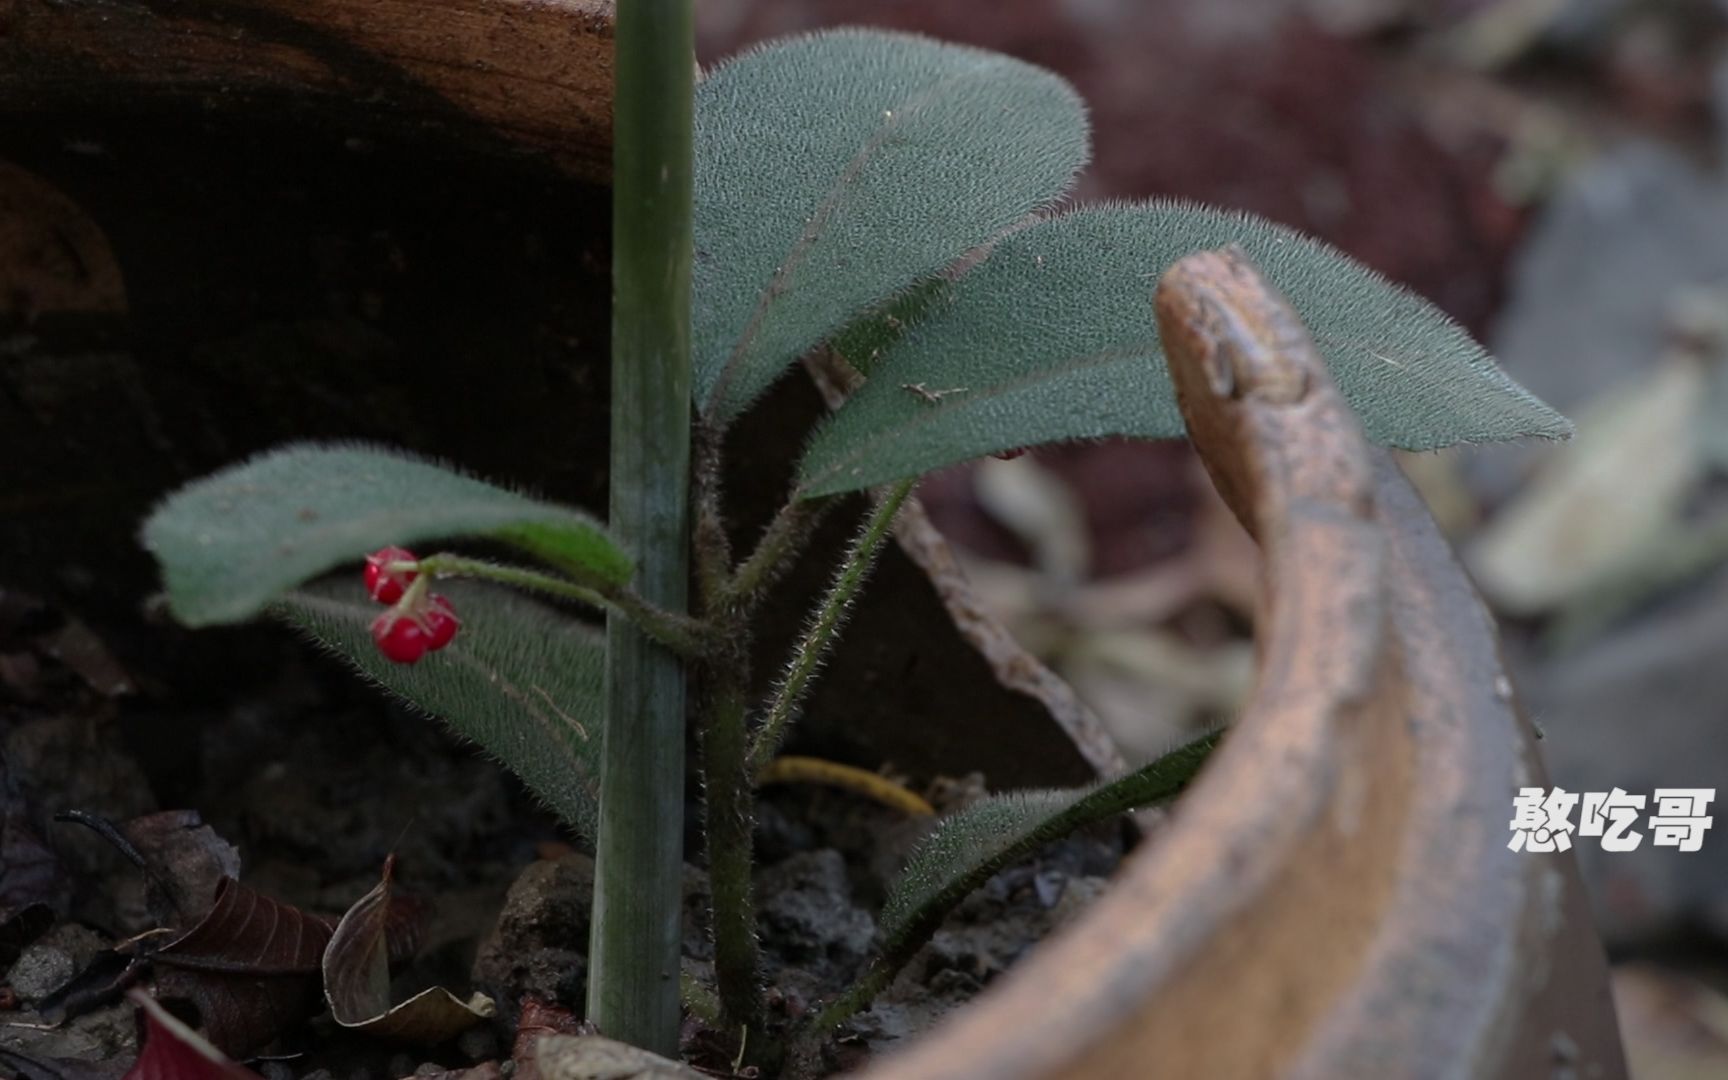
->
412 554 709 656
586 0 694 1056
747 479 915 771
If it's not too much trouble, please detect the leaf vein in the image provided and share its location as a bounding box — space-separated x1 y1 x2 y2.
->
800 340 1156 493
703 60 1001 416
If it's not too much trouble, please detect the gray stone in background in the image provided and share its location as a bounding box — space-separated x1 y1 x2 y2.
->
1472 137 1728 501
5 923 107 1002
471 854 597 1011
1520 570 1728 946
1496 141 1728 407
1478 58 1728 948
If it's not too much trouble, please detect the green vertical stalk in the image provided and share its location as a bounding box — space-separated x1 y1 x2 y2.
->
587 0 694 1056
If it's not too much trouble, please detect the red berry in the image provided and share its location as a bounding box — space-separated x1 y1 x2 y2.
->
364 546 418 604
371 610 429 664
422 594 460 652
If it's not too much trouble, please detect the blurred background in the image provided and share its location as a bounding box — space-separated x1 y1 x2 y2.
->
3 1 1726 1073
700 2 1728 1076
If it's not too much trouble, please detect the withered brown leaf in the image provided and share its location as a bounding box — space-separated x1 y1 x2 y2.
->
323 856 493 1043
149 877 332 1058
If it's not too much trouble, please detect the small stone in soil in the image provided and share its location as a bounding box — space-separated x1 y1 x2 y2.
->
1033 868 1066 908
259 1061 296 1080
1053 876 1109 926
7 924 108 1002
471 855 596 1010
926 968 984 996
756 850 875 967
457 1025 497 1063
0 1001 137 1070
752 799 818 864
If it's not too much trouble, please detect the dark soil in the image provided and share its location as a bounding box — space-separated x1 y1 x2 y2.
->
0 591 1127 1078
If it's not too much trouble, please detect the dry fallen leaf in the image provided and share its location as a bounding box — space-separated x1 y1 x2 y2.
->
149 877 333 1059
117 811 242 930
0 162 129 322
973 455 1090 586
1058 630 1252 764
323 856 494 1043
1469 355 1707 614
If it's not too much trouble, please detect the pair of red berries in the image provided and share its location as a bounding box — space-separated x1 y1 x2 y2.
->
364 546 460 664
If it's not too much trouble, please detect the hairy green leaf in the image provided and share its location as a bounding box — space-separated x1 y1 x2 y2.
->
827 277 958 381
274 579 603 838
142 443 630 626
879 731 1220 959
798 203 1572 496
694 28 1089 423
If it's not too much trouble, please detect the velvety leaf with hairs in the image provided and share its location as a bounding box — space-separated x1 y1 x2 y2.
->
142 443 629 627
798 204 1572 496
272 579 603 839
694 28 1089 422
878 731 1220 963
323 856 494 1043
150 878 333 1059
124 990 257 1080
826 276 957 381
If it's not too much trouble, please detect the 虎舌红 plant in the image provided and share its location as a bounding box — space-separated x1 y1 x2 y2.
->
138 25 1569 1073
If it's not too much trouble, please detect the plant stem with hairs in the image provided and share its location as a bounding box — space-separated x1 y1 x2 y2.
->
411 554 708 656
749 479 915 770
